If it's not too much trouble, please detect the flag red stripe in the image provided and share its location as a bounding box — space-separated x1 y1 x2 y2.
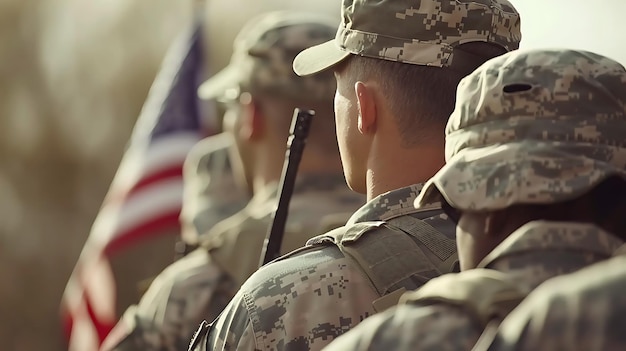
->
85 295 116 344
103 211 181 256
105 165 184 205
62 305 73 342
63 19 206 350
129 165 183 197
61 212 183 345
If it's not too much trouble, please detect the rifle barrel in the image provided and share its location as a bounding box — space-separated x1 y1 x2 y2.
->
259 108 315 266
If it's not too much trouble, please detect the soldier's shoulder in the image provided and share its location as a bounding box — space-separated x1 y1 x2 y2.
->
141 248 222 303
160 248 214 279
203 208 256 240
240 240 374 300
324 301 479 351
244 243 347 285
200 207 273 285
491 255 626 350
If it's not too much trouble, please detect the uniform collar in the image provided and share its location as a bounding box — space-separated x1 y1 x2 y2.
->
478 220 624 291
347 183 428 224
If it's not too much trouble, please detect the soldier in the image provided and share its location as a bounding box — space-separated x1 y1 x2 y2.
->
101 10 365 351
201 0 340 134
322 48 626 350
489 253 626 351
100 134 249 351
189 0 521 350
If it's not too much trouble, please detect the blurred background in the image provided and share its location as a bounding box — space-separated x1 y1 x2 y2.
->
1 1 194 349
0 0 624 350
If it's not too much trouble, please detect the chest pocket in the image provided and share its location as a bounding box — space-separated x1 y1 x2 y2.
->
306 207 458 313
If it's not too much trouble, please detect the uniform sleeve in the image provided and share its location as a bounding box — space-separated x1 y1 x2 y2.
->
192 292 255 351
200 246 381 351
101 249 234 351
322 304 481 351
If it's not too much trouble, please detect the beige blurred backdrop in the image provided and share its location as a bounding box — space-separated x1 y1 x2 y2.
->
0 1 194 350
0 0 624 350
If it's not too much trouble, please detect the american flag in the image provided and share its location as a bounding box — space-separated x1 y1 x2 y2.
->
61 19 212 351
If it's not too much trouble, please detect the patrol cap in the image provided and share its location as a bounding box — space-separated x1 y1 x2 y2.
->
414 48 626 211
293 0 521 76
198 11 337 102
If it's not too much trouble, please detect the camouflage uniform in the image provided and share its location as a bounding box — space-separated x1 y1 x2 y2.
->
100 134 249 351
323 222 624 351
322 49 626 350
190 1 521 350
489 253 626 351
100 12 366 351
193 185 455 351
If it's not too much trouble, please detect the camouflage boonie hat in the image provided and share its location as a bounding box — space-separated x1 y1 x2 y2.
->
414 48 626 211
198 11 337 102
293 0 521 76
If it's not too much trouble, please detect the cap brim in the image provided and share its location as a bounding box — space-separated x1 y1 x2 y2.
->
198 65 241 100
414 143 626 211
293 40 351 76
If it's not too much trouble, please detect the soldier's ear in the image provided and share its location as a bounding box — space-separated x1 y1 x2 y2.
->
355 81 376 135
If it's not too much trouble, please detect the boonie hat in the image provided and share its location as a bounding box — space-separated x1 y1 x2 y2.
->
414 48 626 211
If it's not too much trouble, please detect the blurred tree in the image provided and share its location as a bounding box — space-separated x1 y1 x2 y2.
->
0 0 193 350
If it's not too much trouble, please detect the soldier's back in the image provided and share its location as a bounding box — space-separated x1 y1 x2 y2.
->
321 220 624 351
203 175 364 288
194 184 457 351
102 176 363 351
489 252 626 351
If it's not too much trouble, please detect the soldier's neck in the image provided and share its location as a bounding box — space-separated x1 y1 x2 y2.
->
365 144 445 201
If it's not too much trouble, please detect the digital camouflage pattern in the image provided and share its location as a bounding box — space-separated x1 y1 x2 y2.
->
327 48 626 351
322 220 624 351
416 48 626 211
293 0 521 75
198 11 337 102
188 0 524 350
101 174 363 351
489 253 626 351
190 184 456 351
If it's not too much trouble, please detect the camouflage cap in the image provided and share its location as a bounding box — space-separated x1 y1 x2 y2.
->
414 48 626 211
293 0 521 76
198 11 337 102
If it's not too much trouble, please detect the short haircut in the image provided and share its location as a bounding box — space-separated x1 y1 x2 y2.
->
342 42 508 147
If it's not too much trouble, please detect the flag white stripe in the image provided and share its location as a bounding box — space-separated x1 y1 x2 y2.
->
68 304 100 351
91 179 184 244
110 133 199 192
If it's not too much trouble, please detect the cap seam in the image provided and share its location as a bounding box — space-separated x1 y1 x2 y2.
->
340 26 455 47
